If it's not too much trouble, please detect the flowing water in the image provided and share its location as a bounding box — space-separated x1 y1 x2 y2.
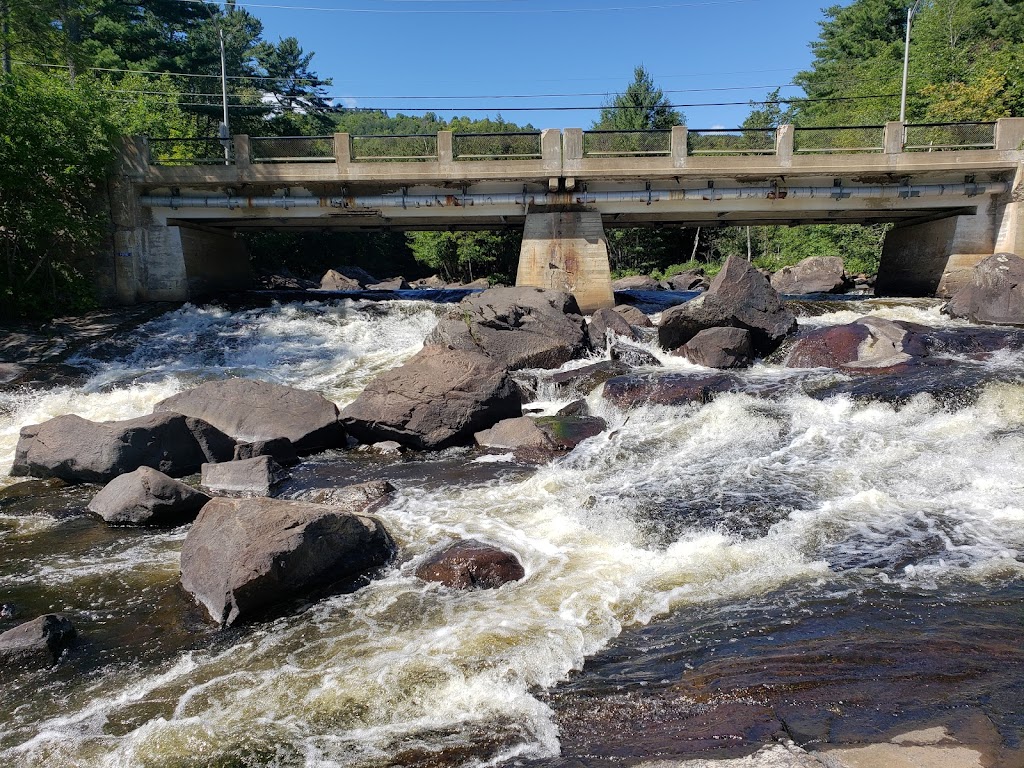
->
1 293 1023 767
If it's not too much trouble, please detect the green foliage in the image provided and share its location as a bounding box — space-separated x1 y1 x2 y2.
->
406 230 521 284
594 65 683 131
244 230 420 282
0 70 116 318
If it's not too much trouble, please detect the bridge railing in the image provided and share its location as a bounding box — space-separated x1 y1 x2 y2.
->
453 132 542 160
688 128 776 156
146 137 232 166
794 125 886 153
350 134 438 162
582 130 672 157
903 122 996 151
250 135 335 163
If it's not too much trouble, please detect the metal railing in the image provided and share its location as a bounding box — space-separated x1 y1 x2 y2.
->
147 137 232 166
453 132 542 160
688 128 776 156
350 134 438 162
903 122 996 152
794 125 886 153
583 129 672 157
250 135 334 163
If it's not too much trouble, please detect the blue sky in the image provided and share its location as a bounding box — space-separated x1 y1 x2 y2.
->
241 0 843 130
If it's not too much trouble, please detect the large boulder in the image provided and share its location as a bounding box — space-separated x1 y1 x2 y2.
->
474 413 605 458
0 615 76 667
942 253 1024 326
319 269 361 291
662 270 710 292
658 256 797 356
341 346 522 450
12 413 234 484
612 275 661 291
786 317 927 372
612 304 653 328
233 437 298 467
675 327 754 369
587 307 640 350
416 540 525 589
367 277 410 291
180 496 396 626
770 256 847 295
88 467 210 526
201 456 288 496
426 287 589 370
155 378 345 455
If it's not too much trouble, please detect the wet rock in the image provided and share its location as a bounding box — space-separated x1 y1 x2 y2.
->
0 604 14 619
942 253 1024 326
259 273 318 290
658 256 797 356
612 275 661 291
356 440 404 456
180 496 396 626
12 413 235 484
475 416 553 452
786 317 927 373
0 362 26 384
367 277 410 291
807 360 988 408
319 269 362 291
476 413 606 459
557 399 589 417
770 256 847 295
426 287 589 370
662 270 710 292
610 341 663 368
535 413 607 450
156 378 345 455
233 437 299 467
201 456 288 496
550 360 632 395
416 539 524 589
88 466 211 526
587 307 640 350
675 327 754 369
293 480 396 511
341 346 522 450
603 372 751 408
612 304 654 328
0 614 76 667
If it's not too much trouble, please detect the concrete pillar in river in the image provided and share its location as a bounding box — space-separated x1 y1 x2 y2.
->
516 211 614 314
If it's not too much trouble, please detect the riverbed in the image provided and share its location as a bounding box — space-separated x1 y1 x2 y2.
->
1 292 1022 767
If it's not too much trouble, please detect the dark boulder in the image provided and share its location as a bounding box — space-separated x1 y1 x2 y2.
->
0 615 76 667
0 363 26 385
201 456 288 496
12 412 234 484
180 496 396 626
658 256 797 356
612 275 661 291
291 480 396 510
587 307 640 350
610 341 663 368
612 304 653 328
662 270 710 292
319 269 362 291
411 275 447 289
942 253 1024 326
233 437 299 467
426 287 589 370
602 372 746 409
88 467 210 526
367 277 410 291
675 327 754 369
474 413 605 458
155 378 345 454
416 539 525 589
550 360 633 396
341 346 522 450
770 256 847 295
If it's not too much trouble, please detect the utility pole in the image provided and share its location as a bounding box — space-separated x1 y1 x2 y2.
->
1 0 11 76
217 21 230 163
899 0 924 124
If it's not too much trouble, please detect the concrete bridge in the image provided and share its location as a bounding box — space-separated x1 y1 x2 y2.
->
109 120 1024 312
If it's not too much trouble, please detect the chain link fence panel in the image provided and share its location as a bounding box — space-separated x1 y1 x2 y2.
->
583 130 672 157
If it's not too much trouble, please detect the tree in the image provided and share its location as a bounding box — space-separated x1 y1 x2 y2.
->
406 231 521 284
594 65 683 131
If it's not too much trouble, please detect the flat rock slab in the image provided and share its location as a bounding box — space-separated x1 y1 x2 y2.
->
290 480 396 512
88 466 210 526
180 496 396 626
156 378 345 454
0 614 76 667
416 539 525 589
201 456 288 496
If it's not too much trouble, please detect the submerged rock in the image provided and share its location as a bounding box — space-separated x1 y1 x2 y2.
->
180 496 395 626
426 287 589 370
0 615 76 667
201 456 288 496
341 346 522 450
292 480 396 510
88 467 210 526
156 378 345 455
658 256 796 356
675 327 754 369
942 253 1024 326
416 539 525 589
770 256 847 295
550 360 633 396
12 413 234 484
602 372 748 408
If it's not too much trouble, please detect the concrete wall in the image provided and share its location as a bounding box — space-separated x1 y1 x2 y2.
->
516 211 614 313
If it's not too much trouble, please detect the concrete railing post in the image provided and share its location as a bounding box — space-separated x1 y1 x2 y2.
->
995 118 1024 151
333 132 351 166
233 135 251 168
122 136 150 177
884 121 905 154
438 131 454 163
542 129 564 173
671 125 688 167
775 124 794 164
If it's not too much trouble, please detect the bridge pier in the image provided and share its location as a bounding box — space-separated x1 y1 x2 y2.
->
515 211 614 313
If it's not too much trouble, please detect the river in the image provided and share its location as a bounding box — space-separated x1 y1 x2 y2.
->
1 292 1023 767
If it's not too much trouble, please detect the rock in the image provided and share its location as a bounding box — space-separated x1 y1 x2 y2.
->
319 269 362 291
416 539 524 589
770 256 847 295
550 360 632 395
658 255 797 356
612 304 653 328
0 362 27 384
367 277 411 291
180 496 396 626
201 456 288 496
612 275 661 291
293 480 396 510
662 270 710 292
260 273 318 290
786 317 927 372
341 346 522 450
336 265 379 287
12 413 235 484
556 399 589 417
609 341 662 368
675 327 754 369
475 416 553 452
0 604 14 619
411 275 447 289
425 286 589 370
88 467 211 526
534 413 606 450
587 307 640 350
156 378 345 455
356 440 404 456
475 412 606 458
0 615 76 666
233 437 299 467
942 253 1024 326
461 278 490 289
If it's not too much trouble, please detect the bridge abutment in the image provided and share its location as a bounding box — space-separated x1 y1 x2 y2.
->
516 211 614 313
